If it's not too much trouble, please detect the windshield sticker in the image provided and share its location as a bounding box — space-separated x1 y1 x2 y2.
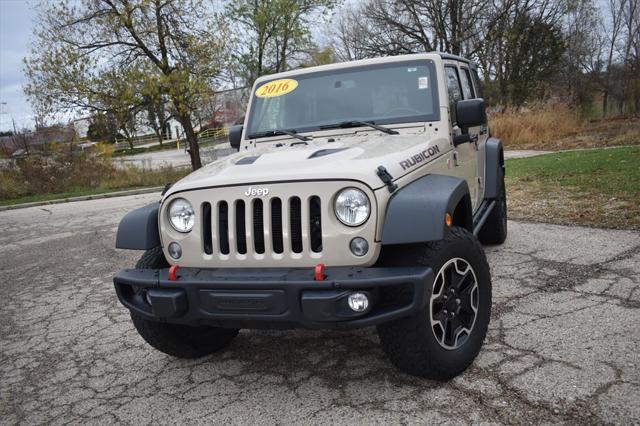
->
256 79 298 98
418 76 429 89
407 67 417 72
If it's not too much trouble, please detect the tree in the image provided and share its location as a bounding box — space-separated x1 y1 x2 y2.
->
491 10 566 105
87 113 118 143
602 0 628 115
226 0 336 86
329 0 567 105
24 0 229 170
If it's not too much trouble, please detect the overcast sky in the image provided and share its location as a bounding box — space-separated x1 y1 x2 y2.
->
0 0 35 132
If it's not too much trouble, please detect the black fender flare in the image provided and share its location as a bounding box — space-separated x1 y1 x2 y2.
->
484 137 504 199
381 174 472 244
115 203 161 250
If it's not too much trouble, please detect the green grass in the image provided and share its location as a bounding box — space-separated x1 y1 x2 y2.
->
1 159 190 206
112 137 223 157
112 140 179 157
0 186 161 206
507 146 640 195
505 146 640 229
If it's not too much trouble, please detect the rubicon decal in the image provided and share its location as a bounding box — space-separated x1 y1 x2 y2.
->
399 146 441 170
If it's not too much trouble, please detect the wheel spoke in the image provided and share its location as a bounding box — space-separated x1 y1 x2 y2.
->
430 257 480 350
458 282 478 314
453 269 473 291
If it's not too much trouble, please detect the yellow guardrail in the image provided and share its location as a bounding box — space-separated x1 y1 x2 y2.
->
198 127 229 140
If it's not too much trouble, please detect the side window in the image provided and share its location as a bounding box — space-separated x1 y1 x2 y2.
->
445 66 463 123
460 67 475 99
445 66 463 103
471 68 483 98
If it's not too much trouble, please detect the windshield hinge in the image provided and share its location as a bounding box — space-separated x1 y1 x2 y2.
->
376 166 398 193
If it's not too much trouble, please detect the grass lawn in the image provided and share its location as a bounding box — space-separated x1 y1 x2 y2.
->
505 146 640 230
112 140 179 157
1 164 190 207
0 187 161 207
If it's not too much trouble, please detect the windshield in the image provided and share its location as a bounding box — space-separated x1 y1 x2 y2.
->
246 60 440 137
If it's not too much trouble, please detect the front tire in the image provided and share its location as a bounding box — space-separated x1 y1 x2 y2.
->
131 313 238 359
376 227 491 380
130 247 239 359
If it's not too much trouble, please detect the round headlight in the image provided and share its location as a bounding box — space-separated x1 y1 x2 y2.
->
168 198 195 233
334 188 370 227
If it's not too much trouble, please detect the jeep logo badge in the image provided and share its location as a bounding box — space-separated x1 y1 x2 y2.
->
245 187 269 197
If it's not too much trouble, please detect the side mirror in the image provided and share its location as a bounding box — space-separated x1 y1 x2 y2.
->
229 125 243 150
456 98 486 129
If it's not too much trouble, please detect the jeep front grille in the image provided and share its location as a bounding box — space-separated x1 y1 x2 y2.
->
201 196 323 257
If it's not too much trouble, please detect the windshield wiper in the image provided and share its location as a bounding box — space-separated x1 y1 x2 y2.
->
319 120 399 135
247 129 310 142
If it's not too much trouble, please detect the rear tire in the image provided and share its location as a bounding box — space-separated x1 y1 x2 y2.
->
376 227 491 380
130 247 239 359
478 170 507 245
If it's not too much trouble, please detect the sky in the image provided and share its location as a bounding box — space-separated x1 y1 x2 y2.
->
0 0 35 132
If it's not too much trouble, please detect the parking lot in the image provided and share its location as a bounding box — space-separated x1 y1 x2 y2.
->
1 193 639 424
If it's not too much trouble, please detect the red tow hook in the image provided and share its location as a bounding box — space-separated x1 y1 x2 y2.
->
314 263 326 281
168 265 180 281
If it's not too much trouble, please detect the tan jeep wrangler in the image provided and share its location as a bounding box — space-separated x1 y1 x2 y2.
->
114 53 507 380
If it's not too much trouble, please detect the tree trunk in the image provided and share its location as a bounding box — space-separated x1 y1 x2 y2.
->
176 111 202 170
153 128 163 145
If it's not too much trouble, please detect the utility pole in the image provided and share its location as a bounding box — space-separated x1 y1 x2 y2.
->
0 102 7 132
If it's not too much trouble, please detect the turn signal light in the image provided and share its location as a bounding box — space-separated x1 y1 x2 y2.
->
445 213 453 227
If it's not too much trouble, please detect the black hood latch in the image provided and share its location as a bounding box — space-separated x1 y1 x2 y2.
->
376 166 398 193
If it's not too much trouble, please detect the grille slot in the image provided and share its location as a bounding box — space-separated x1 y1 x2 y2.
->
202 202 212 254
218 201 229 254
271 198 284 254
309 196 322 253
290 197 303 253
253 199 265 254
235 200 247 254
203 192 324 259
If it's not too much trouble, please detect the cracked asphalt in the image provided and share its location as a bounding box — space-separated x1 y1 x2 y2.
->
1 193 639 424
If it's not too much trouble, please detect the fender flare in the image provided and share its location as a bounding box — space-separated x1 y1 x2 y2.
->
381 174 472 244
484 137 504 200
115 203 161 250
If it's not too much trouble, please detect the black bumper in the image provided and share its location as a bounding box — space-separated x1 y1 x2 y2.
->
113 266 433 329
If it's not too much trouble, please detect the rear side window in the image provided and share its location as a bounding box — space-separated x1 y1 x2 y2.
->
460 68 475 99
445 66 463 103
445 66 463 123
471 68 483 98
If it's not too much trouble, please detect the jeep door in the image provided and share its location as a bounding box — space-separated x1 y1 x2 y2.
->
459 64 488 207
444 63 478 210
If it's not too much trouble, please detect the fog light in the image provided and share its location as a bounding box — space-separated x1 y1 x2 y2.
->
350 237 369 256
168 242 182 259
347 292 369 312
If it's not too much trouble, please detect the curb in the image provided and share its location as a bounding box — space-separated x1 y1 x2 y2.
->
0 186 163 212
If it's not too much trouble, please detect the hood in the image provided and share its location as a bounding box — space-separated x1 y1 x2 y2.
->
165 128 449 197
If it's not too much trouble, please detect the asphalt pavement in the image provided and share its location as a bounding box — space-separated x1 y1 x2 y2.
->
1 193 639 424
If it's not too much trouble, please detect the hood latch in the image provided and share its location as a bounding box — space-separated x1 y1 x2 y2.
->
376 166 398 193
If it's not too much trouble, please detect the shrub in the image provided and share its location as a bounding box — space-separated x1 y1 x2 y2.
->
489 102 583 148
0 152 188 202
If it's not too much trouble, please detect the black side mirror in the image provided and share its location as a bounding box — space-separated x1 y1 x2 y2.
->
456 98 486 130
229 125 243 150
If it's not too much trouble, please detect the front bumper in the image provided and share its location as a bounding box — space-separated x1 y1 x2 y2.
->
113 266 433 329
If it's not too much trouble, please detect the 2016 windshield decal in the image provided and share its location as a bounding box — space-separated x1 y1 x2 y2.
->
399 145 441 171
